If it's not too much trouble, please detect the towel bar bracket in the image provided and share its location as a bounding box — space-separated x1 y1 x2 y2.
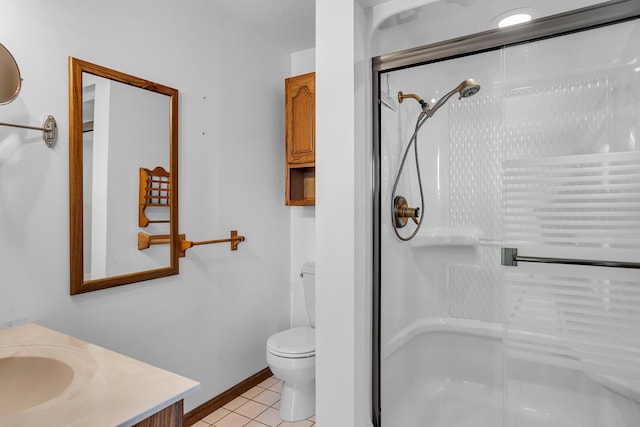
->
0 115 57 147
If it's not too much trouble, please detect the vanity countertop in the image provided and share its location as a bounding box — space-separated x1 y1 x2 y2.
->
0 323 200 426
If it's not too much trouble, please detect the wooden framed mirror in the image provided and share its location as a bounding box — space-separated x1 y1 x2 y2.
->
69 58 179 295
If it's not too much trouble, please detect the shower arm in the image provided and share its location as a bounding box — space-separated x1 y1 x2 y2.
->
397 89 457 117
398 91 427 109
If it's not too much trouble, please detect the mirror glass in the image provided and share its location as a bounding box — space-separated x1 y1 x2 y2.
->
69 58 179 294
0 43 21 105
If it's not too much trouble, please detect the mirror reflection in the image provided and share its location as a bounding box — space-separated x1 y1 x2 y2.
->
82 74 171 279
0 43 21 105
69 58 179 294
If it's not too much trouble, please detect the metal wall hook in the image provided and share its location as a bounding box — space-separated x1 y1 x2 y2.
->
0 115 58 147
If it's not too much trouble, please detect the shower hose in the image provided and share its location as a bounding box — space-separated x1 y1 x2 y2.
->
391 109 429 241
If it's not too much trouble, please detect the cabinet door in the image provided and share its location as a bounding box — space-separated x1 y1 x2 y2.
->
285 72 315 164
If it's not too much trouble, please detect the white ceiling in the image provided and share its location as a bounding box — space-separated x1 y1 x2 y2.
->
212 0 611 54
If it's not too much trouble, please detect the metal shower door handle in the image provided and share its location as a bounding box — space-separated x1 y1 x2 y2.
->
501 247 640 269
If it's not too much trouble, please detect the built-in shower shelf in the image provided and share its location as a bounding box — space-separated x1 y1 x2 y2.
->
410 227 483 247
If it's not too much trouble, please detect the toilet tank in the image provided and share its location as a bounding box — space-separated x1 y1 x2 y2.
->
301 262 316 327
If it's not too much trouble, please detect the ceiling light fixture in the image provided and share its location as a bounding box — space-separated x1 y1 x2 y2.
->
492 8 539 29
499 13 532 28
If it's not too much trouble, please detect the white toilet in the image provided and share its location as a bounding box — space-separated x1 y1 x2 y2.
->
266 262 316 421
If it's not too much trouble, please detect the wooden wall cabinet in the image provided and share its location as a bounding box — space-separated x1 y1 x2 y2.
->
285 72 315 206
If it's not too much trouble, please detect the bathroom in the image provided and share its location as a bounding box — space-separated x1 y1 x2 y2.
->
1 1 639 427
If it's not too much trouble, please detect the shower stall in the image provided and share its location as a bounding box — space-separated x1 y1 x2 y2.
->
372 1 640 426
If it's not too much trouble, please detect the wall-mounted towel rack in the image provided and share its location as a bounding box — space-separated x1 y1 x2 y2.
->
0 115 57 147
138 230 245 257
179 230 245 256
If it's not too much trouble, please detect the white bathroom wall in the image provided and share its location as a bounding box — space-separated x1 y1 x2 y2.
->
0 0 291 412
316 1 372 426
289 47 316 328
315 0 355 419
291 48 316 77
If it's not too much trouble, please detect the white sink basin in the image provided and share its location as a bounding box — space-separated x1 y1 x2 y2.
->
0 356 74 415
0 344 97 416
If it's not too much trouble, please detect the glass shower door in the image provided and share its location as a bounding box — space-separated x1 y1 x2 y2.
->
500 18 640 427
378 40 507 427
376 9 640 427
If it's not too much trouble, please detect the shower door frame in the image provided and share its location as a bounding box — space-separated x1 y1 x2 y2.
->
370 1 640 426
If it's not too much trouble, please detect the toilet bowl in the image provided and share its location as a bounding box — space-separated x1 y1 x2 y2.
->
266 327 315 421
266 262 316 422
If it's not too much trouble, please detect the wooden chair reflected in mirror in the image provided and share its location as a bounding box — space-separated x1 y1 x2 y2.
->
139 166 171 228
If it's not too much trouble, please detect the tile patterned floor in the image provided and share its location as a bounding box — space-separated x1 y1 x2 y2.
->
192 376 315 427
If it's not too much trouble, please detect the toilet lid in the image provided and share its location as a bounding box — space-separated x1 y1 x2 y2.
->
267 327 315 358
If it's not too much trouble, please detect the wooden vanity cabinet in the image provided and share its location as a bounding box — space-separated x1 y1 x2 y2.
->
133 400 183 427
285 72 315 206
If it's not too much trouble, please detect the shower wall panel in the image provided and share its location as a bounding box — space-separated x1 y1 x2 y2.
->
381 50 504 336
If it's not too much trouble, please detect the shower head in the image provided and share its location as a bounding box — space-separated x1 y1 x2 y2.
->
458 79 481 98
426 79 480 117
